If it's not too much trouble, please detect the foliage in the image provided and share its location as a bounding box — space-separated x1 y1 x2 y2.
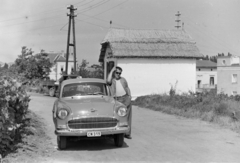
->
14 47 52 80
202 52 234 63
78 59 90 78
134 89 240 127
0 76 31 157
202 55 217 63
77 59 103 79
169 80 178 97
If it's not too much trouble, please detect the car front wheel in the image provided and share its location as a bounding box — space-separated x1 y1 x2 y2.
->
57 136 67 150
114 134 124 147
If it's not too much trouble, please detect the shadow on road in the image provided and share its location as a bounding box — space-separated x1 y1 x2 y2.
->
59 137 129 151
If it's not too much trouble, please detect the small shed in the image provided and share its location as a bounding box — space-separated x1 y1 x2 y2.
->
99 28 203 98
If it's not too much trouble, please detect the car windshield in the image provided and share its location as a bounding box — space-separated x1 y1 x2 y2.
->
62 82 108 98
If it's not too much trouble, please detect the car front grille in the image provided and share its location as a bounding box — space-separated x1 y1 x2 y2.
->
68 117 118 129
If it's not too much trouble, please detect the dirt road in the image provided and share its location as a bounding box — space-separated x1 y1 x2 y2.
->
25 93 240 162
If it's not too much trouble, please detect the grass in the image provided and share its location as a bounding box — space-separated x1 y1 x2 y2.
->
3 111 54 162
133 90 240 133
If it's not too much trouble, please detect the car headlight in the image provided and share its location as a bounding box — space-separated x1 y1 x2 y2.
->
117 107 127 117
56 103 71 120
57 109 69 120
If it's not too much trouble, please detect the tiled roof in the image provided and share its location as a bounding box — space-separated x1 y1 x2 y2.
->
196 60 217 68
47 53 60 63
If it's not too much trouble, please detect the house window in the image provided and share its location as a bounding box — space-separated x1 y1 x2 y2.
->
61 66 64 72
197 80 201 88
222 60 226 65
210 77 214 85
232 74 238 84
233 91 237 96
71 67 74 74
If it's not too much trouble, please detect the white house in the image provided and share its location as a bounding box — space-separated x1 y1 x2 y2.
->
196 60 217 93
47 52 76 81
217 56 240 95
99 28 203 99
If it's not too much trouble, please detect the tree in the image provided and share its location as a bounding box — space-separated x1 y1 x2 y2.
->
3 63 8 69
204 55 209 60
15 46 34 74
210 56 217 63
14 47 52 80
78 59 90 78
77 60 104 79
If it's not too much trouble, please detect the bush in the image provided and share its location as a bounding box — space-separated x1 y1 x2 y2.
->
134 89 240 131
0 77 30 157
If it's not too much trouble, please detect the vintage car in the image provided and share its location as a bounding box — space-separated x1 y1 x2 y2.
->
52 78 130 149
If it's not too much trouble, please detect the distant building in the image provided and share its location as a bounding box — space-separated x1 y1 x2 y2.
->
47 52 77 81
99 28 203 98
196 60 217 93
217 56 240 96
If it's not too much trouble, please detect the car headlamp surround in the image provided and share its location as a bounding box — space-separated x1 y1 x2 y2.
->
57 103 71 120
117 107 127 117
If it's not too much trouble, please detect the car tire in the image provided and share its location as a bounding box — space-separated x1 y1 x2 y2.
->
57 136 67 150
114 134 124 147
49 87 55 97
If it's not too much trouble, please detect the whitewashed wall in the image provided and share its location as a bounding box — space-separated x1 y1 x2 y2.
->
217 66 240 95
56 61 74 80
48 61 74 81
49 65 57 80
116 58 196 98
196 68 217 86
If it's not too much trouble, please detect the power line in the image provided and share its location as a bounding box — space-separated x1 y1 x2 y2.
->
3 23 68 35
76 0 95 7
183 15 239 53
60 23 69 31
0 6 65 23
1 1 129 34
79 13 129 28
61 1 130 30
0 0 128 31
75 18 108 29
0 0 108 28
75 0 129 29
77 0 110 15
74 0 88 5
0 0 87 23
88 0 129 17
183 16 239 55
0 13 65 29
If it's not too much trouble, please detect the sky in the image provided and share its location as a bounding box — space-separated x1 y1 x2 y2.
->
0 0 240 65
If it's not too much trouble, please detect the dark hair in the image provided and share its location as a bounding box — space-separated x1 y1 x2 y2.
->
116 66 122 72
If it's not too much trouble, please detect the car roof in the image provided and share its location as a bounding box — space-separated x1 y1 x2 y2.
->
61 78 106 85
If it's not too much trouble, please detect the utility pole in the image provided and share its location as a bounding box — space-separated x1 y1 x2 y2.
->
175 11 181 29
66 5 77 75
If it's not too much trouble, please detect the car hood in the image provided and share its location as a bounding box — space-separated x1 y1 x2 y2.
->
61 96 116 118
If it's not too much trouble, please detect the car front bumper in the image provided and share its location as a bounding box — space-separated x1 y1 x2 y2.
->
55 126 130 137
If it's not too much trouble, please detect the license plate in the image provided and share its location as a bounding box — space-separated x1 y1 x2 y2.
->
87 131 101 137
